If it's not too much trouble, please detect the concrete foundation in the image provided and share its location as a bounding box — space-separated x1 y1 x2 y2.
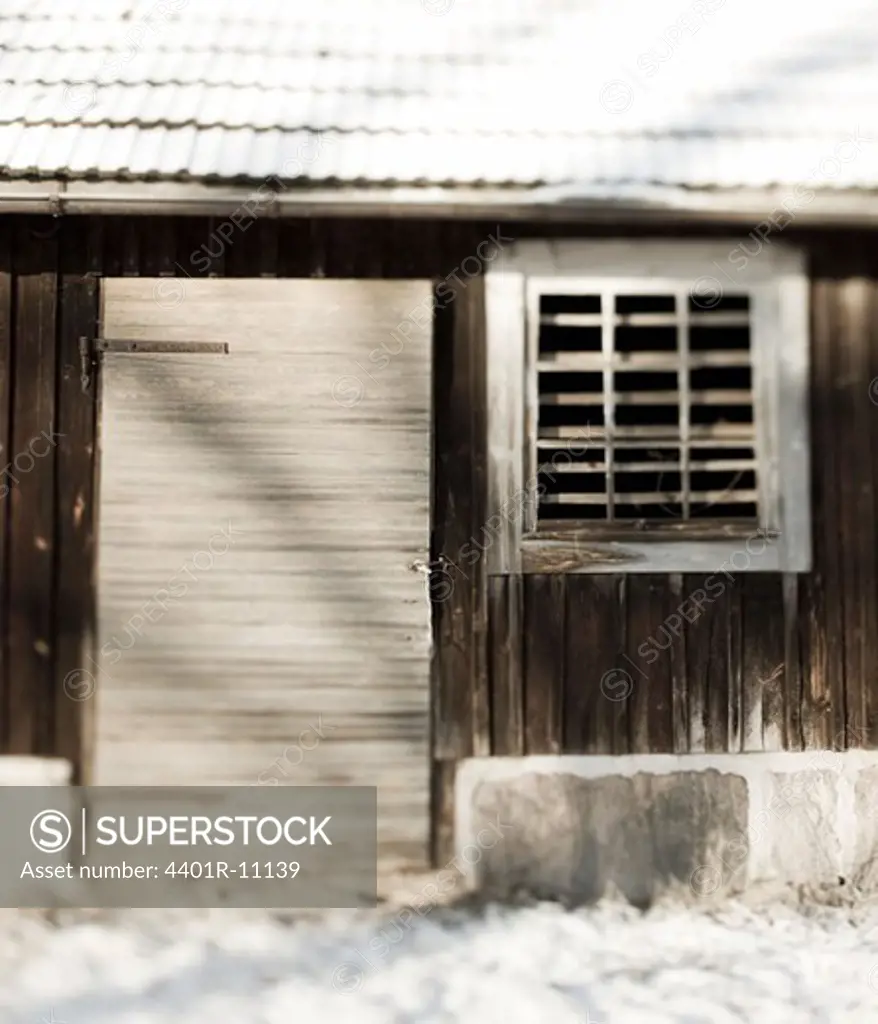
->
0 756 71 786
454 752 878 905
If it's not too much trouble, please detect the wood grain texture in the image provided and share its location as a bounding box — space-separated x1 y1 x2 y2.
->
0 228 11 752
727 577 743 753
802 277 844 749
97 278 433 870
684 571 732 753
175 217 222 278
53 220 101 781
4 217 878 789
99 216 127 278
432 276 487 761
488 575 524 755
523 574 564 753
669 574 689 752
835 279 867 747
277 219 314 279
740 574 786 751
467 276 491 757
563 575 626 753
625 575 674 754
837 276 877 749
781 574 804 750
138 218 176 278
431 758 456 868
868 274 878 747
7 221 58 754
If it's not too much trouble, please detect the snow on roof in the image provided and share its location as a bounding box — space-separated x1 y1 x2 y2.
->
0 0 876 191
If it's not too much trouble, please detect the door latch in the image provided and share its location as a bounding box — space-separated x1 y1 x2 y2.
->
408 555 458 603
78 335 96 394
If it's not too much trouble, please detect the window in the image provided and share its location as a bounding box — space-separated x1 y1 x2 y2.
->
536 289 758 524
485 240 810 574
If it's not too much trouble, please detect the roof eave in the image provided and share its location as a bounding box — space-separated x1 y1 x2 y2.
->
2 180 878 226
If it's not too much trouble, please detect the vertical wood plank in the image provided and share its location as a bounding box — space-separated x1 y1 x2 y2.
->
277 220 313 279
868 275 878 747
412 222 446 281
303 218 398 279
7 220 58 754
625 575 674 753
203 217 227 276
801 277 843 748
430 758 456 868
686 580 707 751
223 217 278 277
431 277 487 760
175 217 215 278
856 286 878 746
122 219 141 276
385 220 419 279
53 219 101 780
685 572 731 753
488 575 524 755
523 574 565 753
740 574 785 751
322 218 363 278
782 573 804 750
669 574 690 753
563 575 624 754
139 218 176 277
0 228 11 752
837 278 872 748
739 573 763 752
624 576 648 755
727 576 743 753
88 219 107 775
467 276 490 756
363 221 394 279
610 579 630 755
306 220 328 278
257 220 280 277
100 216 126 277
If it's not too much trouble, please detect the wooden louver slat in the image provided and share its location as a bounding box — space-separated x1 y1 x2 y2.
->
533 288 759 525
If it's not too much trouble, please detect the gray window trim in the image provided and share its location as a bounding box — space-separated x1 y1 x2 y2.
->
485 239 811 575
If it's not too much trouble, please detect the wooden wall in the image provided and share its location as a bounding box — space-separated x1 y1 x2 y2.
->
0 215 485 793
0 215 875 866
0 218 100 769
465 234 878 765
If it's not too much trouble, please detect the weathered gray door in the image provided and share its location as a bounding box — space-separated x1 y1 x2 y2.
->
93 279 432 871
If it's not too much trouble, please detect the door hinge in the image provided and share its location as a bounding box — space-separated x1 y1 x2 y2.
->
94 339 230 355
80 338 230 393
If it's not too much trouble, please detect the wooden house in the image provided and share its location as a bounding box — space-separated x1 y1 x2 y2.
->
0 0 877 872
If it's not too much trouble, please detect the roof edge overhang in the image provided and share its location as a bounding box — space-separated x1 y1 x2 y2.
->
2 180 878 225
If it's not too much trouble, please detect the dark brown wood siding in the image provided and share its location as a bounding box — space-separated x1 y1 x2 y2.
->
480 232 878 756
0 215 876 799
0 215 487 802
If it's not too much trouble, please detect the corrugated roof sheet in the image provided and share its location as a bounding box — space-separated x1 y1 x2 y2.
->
0 0 877 189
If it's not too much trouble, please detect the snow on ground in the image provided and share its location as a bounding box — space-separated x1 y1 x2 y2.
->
0 896 877 1024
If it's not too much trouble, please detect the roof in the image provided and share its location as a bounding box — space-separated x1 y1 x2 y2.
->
0 0 877 199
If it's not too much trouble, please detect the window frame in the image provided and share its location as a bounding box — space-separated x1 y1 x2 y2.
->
484 239 811 575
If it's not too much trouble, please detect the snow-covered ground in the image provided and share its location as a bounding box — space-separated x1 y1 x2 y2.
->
1 896 877 1024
